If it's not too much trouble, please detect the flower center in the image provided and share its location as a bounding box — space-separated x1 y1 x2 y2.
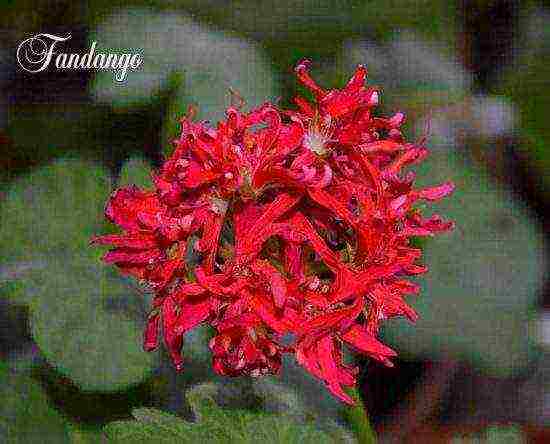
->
210 197 229 215
304 113 334 155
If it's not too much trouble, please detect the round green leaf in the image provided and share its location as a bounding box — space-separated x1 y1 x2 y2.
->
382 151 546 375
89 9 279 119
0 158 112 262
30 260 157 391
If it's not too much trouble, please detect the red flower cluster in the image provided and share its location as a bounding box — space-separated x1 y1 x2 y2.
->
93 60 454 404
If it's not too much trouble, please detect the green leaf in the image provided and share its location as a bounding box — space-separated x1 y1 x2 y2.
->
89 8 279 122
87 1 455 45
0 361 71 443
497 53 550 192
382 151 545 376
488 6 550 194
484 425 525 444
66 423 106 444
29 259 157 391
0 278 34 306
342 29 470 120
6 104 109 170
0 158 111 262
104 383 346 443
451 425 525 443
119 157 153 189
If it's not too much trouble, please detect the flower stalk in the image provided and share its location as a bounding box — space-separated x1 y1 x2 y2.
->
343 387 377 444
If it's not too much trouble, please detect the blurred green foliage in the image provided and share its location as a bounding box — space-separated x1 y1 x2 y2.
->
84 0 457 64
497 53 550 195
66 424 105 444
5 105 112 175
104 383 348 443
451 425 525 443
119 156 154 189
0 361 71 443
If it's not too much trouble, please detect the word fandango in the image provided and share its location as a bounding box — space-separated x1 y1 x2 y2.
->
17 33 142 82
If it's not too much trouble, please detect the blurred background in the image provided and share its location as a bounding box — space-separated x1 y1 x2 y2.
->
1 1 549 442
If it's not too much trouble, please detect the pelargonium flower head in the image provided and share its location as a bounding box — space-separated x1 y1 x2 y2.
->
93 60 454 405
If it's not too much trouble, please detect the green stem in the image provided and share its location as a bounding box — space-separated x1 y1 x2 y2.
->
343 387 377 444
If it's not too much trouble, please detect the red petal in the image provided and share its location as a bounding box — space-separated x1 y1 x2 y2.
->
270 120 304 159
103 248 162 264
294 59 326 98
143 313 160 352
289 212 342 272
182 160 219 189
237 194 301 258
342 325 397 360
317 336 354 404
344 148 383 199
343 64 367 94
172 283 208 300
283 243 304 281
385 147 428 175
403 264 428 275
416 181 455 201
252 193 301 228
174 299 211 334
251 260 287 309
91 233 158 249
410 214 454 233
249 294 291 334
105 186 161 231
200 213 225 274
392 279 420 295
296 342 323 380
299 296 363 337
216 312 260 331
293 96 315 117
307 187 369 251
194 267 233 296
147 258 183 290
162 297 184 371
359 140 403 154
